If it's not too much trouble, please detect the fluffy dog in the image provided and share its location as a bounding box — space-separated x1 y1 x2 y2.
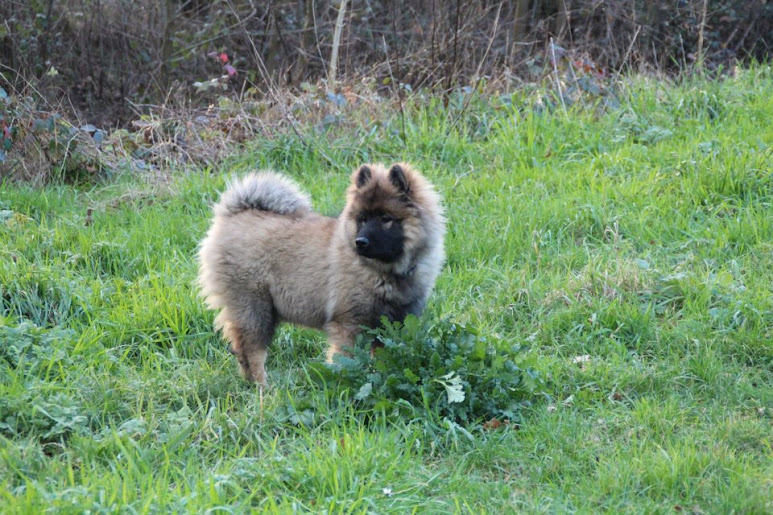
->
198 163 445 386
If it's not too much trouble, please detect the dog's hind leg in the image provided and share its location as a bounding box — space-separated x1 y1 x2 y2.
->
217 301 276 387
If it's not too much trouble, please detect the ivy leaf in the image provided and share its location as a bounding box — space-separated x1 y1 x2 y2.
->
403 368 420 384
471 339 486 361
435 372 465 404
354 382 372 401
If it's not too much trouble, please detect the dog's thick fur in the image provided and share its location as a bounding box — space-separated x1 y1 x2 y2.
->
198 163 445 386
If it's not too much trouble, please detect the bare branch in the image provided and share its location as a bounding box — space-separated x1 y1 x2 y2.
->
329 0 349 90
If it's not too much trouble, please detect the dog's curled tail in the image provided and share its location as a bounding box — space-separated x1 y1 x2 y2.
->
215 172 312 217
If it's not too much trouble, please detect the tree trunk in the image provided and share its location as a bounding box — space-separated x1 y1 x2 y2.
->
512 0 530 43
293 0 316 83
159 0 175 93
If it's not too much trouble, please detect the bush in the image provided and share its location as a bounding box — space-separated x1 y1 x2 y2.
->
0 88 112 183
293 316 542 428
1 1 770 130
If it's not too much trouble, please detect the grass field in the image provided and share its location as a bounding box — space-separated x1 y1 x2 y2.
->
1 67 772 513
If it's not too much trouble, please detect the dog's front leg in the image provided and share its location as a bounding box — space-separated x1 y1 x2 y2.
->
324 321 359 363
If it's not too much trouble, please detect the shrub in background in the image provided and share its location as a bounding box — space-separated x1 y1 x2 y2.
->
1 1 770 129
0 87 112 183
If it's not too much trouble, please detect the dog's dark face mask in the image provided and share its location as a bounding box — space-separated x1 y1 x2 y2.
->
354 211 404 262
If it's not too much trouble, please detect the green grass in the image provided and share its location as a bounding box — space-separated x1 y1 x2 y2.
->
1 67 772 512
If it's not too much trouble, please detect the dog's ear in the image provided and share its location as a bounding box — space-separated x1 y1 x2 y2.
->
355 165 372 188
389 164 410 194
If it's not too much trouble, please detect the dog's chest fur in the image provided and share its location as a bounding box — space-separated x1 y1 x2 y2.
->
369 271 425 324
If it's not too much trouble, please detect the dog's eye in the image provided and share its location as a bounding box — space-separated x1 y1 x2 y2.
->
380 215 393 224
357 215 367 224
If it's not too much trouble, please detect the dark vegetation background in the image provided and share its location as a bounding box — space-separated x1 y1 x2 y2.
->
2 0 771 126
0 0 771 182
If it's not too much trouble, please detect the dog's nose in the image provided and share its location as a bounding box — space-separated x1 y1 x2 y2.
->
355 236 370 248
